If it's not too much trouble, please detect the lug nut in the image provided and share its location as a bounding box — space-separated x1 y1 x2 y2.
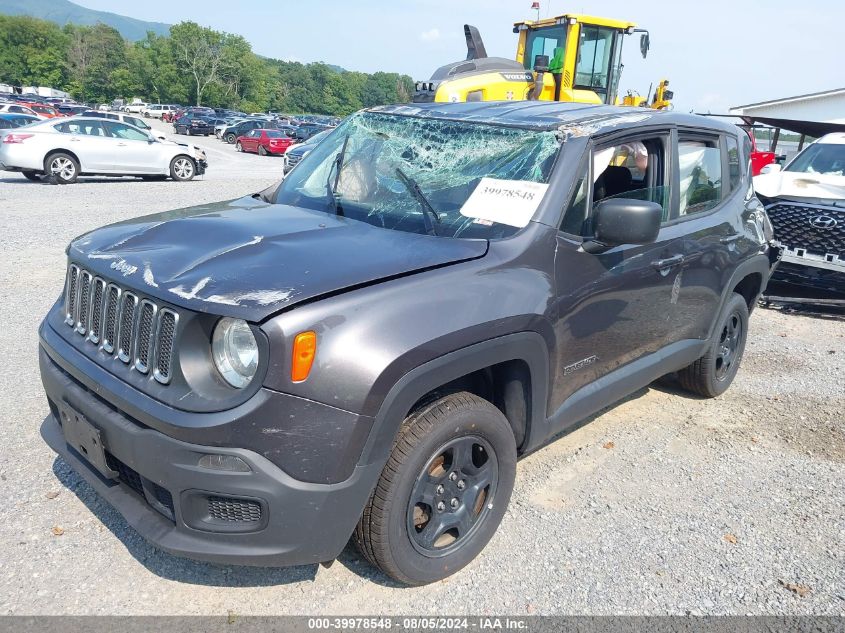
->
449 472 457 482
436 484 444 495
450 498 459 509
457 480 466 490
436 501 446 512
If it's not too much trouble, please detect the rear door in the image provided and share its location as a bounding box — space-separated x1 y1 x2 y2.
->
56 119 115 172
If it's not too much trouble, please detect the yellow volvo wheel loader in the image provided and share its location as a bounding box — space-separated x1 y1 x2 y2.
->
413 14 672 110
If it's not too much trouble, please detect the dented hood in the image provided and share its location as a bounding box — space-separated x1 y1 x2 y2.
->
754 170 845 201
68 195 488 321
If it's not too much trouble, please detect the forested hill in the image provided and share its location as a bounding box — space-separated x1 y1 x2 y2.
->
0 0 170 40
0 14 414 115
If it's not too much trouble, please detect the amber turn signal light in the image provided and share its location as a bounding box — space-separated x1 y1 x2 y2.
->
291 331 317 382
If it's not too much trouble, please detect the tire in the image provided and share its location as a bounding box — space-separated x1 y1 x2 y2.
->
44 152 79 184
258 145 267 156
354 392 517 585
226 133 236 144
235 141 243 152
169 156 196 182
678 293 749 398
22 171 41 182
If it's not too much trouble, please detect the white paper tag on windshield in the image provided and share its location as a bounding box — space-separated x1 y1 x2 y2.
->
460 178 549 228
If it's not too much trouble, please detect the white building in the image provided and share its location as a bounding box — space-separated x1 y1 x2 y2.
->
730 88 845 124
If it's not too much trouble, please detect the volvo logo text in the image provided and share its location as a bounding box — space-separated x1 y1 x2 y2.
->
809 215 838 230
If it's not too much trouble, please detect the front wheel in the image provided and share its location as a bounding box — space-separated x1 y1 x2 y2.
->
226 133 236 144
354 392 516 585
169 156 196 182
678 293 749 397
235 141 243 152
44 152 79 184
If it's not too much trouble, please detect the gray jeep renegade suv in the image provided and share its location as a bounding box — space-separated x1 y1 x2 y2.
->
39 102 778 585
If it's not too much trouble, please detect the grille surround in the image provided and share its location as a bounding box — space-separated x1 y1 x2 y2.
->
63 263 178 385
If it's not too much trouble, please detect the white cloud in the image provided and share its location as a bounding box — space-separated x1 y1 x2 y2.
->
419 28 440 42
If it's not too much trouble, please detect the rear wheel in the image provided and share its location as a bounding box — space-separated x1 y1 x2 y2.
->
678 293 749 397
226 133 236 144
235 141 243 152
22 171 41 182
44 152 79 184
169 156 196 182
258 145 267 156
354 392 516 585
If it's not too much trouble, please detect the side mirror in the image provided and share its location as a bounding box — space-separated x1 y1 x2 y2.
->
639 32 650 58
533 54 550 72
759 163 781 175
584 198 662 253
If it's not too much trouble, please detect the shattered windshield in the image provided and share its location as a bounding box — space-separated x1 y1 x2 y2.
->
273 111 561 239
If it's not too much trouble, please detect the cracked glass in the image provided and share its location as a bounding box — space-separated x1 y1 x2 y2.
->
273 111 561 239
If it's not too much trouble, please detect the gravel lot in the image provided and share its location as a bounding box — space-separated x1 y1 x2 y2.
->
0 119 842 616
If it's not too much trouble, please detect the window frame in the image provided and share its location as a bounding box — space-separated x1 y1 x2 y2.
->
667 128 727 225
557 126 674 239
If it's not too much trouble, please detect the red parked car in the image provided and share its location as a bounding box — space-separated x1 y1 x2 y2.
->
235 128 294 156
21 102 62 118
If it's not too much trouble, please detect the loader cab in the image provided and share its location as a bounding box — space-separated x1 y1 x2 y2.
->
515 14 638 105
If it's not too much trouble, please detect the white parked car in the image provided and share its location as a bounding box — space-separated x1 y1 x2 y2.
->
78 110 153 133
124 102 148 114
0 117 208 184
143 104 177 119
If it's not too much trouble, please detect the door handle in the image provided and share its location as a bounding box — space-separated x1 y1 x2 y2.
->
720 234 741 244
69 137 80 142
117 142 127 147
651 254 685 270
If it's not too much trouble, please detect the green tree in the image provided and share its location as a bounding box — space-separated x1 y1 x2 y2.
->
0 16 68 87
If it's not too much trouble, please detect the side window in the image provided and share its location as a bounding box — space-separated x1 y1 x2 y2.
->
79 121 106 137
10 106 24 113
560 135 669 236
726 135 741 193
678 138 722 216
54 122 68 134
103 121 148 141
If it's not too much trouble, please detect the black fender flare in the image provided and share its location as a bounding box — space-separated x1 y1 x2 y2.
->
358 331 550 469
707 253 773 340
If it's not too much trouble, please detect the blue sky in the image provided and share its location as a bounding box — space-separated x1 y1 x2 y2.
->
76 0 843 113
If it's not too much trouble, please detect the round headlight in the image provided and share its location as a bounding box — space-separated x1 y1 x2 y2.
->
211 317 258 388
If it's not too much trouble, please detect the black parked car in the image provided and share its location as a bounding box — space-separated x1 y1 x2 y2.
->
174 115 214 136
221 119 264 143
39 103 777 587
293 123 331 142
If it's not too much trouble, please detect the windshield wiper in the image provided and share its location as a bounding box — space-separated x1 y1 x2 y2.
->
395 167 440 236
326 134 350 216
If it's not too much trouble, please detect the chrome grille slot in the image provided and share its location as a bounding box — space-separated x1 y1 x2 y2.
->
75 271 92 334
87 278 106 344
102 284 121 354
63 263 179 386
154 310 178 384
134 300 157 374
117 292 138 363
65 265 79 325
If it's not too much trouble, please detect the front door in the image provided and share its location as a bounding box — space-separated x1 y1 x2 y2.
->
550 129 688 412
102 121 160 173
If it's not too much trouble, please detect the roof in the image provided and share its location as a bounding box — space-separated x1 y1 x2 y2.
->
368 101 737 134
818 133 845 145
731 87 845 112
514 14 636 31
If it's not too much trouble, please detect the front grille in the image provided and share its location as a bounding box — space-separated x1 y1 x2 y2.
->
105 452 144 496
286 153 303 168
63 263 178 385
208 496 262 523
767 203 845 258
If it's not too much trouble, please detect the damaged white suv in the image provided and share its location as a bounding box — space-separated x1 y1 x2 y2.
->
755 133 845 301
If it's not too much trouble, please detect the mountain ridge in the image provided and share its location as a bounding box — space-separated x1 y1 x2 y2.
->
0 0 170 40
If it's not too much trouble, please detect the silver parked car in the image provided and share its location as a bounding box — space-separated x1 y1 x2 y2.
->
0 117 208 184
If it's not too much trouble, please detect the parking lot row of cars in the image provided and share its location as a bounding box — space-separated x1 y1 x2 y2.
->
0 92 339 182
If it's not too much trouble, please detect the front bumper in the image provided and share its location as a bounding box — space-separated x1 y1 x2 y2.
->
39 335 381 567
